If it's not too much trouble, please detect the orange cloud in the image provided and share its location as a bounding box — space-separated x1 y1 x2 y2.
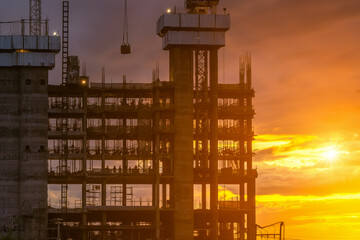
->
256 193 360 240
254 134 360 196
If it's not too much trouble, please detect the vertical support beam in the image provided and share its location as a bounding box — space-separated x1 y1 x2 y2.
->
153 81 161 239
101 198 107 240
162 184 167 208
245 55 252 172
82 89 87 175
21 19 25 35
245 53 252 90
122 91 127 209
45 18 48 35
60 90 68 214
245 53 256 240
82 86 87 240
239 213 245 240
60 1 70 216
247 178 256 240
122 90 127 171
239 55 245 87
101 180 106 240
18 69 24 240
209 49 219 240
100 89 107 238
99 87 106 239
62 1 69 85
194 49 209 169
82 183 87 240
239 55 247 240
171 47 194 240
101 92 105 171
201 183 206 210
122 183 127 207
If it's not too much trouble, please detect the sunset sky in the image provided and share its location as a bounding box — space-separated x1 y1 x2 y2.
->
1 0 360 239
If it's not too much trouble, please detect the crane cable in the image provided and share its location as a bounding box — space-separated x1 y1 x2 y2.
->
123 0 129 45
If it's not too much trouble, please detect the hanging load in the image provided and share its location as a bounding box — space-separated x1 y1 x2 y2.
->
121 43 130 54
121 0 131 54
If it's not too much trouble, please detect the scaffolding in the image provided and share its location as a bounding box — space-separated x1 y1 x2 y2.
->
109 186 122 206
86 185 101 206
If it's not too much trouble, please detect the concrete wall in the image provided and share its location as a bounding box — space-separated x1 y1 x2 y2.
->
0 68 49 240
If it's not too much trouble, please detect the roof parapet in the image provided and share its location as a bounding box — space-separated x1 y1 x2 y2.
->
156 13 230 49
0 35 60 68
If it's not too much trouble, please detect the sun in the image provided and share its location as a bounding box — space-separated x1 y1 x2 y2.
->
323 149 338 161
321 145 342 164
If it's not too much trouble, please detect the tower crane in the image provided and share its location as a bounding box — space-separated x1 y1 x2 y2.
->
29 0 41 35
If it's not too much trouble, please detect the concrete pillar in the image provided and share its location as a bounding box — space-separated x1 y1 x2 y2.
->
101 180 106 240
0 68 50 240
209 49 219 240
82 183 87 240
202 183 206 210
153 83 161 239
82 83 88 240
247 178 256 240
170 47 194 240
0 35 59 240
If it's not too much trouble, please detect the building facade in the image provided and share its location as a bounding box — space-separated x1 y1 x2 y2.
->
0 1 257 239
47 53 256 240
0 34 60 240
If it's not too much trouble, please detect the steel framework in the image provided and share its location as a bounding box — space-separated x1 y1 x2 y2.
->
29 0 41 35
62 1 69 85
194 49 210 170
60 1 70 214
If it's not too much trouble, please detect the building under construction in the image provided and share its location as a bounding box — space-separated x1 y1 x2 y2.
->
0 0 256 239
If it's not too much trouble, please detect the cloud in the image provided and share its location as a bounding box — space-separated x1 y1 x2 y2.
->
256 193 360 239
219 0 360 136
253 133 360 195
255 134 358 167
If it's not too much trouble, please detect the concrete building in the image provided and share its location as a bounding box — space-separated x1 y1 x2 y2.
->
0 1 257 239
0 26 60 239
46 2 257 237
0 61 257 238
47 57 256 240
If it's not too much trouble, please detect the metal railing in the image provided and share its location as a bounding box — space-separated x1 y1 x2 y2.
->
0 19 50 36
